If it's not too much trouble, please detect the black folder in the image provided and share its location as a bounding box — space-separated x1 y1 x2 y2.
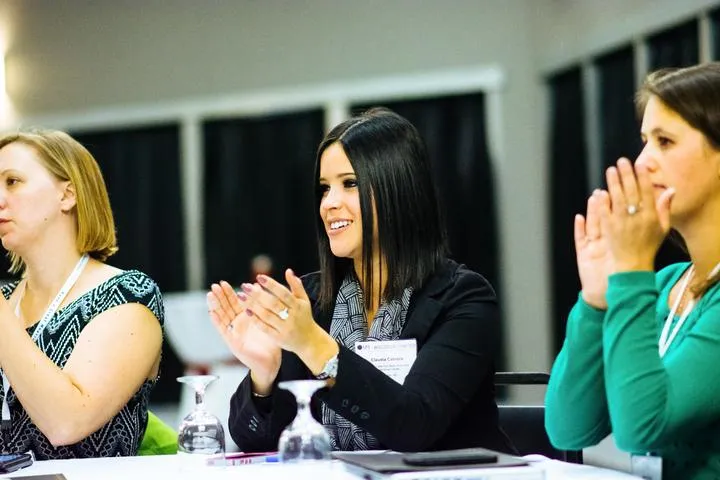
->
332 448 530 479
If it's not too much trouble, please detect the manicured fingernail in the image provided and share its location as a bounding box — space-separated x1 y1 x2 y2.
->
237 292 247 302
245 308 254 317
242 283 252 293
257 275 267 284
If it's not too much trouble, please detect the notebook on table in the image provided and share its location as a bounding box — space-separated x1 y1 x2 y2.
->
332 448 543 480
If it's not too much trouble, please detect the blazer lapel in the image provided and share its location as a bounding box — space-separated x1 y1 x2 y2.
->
400 259 456 345
401 295 442 344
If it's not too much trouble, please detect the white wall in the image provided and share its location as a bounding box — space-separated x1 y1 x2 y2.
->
2 0 529 114
0 0 719 407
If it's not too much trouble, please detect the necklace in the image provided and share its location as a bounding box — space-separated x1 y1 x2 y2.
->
674 270 695 314
659 260 720 358
1 254 90 436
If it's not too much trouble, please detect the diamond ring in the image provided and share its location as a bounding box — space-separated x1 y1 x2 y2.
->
627 204 639 216
277 308 290 320
227 323 234 331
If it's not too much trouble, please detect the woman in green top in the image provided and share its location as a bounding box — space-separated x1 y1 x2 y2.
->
546 62 720 480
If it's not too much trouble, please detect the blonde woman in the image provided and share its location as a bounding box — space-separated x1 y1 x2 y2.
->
0 130 163 459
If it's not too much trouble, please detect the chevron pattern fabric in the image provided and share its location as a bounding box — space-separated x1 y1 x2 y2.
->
0 270 164 459
321 275 412 451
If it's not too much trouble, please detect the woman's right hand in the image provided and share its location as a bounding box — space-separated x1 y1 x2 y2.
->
574 190 614 310
208 281 281 392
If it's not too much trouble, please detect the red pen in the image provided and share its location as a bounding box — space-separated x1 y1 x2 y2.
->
206 451 280 466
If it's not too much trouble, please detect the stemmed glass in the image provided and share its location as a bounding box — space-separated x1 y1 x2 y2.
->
177 375 226 455
278 380 331 462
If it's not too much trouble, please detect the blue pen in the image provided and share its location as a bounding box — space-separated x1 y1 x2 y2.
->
208 453 280 466
232 454 279 465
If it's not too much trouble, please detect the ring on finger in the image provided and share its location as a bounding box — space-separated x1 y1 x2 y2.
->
627 204 639 216
227 322 234 331
277 307 290 320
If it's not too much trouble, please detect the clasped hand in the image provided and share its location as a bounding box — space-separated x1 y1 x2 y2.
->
240 269 321 356
207 269 323 377
575 158 675 309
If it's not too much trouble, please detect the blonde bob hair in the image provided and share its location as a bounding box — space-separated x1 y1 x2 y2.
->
0 129 118 273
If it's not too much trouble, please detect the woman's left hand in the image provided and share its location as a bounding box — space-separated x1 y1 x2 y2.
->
598 157 675 272
240 269 325 356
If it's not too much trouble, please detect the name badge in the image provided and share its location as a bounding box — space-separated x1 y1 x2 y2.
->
354 339 417 384
631 454 662 480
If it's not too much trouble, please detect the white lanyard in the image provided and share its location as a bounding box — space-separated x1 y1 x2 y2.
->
659 261 720 358
1 254 89 429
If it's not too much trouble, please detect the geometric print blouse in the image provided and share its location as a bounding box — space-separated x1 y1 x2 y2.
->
0 269 164 459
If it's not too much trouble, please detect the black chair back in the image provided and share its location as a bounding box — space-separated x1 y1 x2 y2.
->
494 372 582 464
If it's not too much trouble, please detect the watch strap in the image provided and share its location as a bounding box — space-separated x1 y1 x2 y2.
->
316 352 339 380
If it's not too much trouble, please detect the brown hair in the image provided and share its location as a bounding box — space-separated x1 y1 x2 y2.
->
635 62 720 295
0 129 117 273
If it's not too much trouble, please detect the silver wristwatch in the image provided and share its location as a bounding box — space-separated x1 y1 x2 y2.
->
316 353 339 380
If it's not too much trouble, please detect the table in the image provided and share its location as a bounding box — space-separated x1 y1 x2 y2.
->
0 454 640 480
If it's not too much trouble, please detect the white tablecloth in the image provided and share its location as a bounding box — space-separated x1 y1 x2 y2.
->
0 454 642 480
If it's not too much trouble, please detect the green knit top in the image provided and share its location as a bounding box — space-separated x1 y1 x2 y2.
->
546 263 720 480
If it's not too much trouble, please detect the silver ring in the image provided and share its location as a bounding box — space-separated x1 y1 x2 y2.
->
627 204 639 216
277 308 289 320
227 323 234 331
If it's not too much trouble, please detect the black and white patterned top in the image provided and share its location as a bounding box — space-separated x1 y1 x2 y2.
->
321 274 412 451
0 269 164 459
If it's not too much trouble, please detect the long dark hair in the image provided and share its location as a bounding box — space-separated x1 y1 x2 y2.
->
636 62 720 295
314 107 448 312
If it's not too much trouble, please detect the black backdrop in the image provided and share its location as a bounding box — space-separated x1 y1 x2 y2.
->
202 110 325 286
547 67 589 353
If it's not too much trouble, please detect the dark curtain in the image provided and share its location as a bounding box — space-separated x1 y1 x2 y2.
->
73 125 186 291
711 7 720 60
547 67 589 354
647 19 700 70
596 45 641 174
0 248 15 282
645 20 697 268
73 124 186 403
203 110 324 287
353 93 504 369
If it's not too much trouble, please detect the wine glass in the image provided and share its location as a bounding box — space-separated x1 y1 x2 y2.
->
177 375 226 455
277 380 331 462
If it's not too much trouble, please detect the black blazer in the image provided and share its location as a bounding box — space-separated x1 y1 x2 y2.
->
228 258 512 453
